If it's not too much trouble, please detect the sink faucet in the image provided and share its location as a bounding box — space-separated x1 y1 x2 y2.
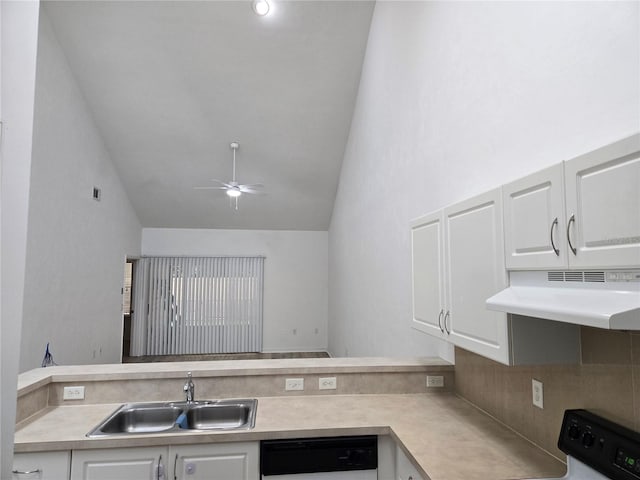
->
183 372 195 403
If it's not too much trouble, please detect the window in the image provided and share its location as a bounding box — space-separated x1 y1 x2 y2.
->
130 257 264 356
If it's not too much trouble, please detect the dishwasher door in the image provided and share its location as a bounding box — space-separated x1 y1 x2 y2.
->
260 436 378 480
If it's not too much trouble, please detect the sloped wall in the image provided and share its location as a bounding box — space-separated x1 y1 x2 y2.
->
20 11 142 371
328 1 639 358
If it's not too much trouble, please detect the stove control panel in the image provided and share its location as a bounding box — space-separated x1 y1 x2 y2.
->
559 410 640 480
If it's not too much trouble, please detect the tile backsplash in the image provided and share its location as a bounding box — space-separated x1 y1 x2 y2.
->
454 327 639 460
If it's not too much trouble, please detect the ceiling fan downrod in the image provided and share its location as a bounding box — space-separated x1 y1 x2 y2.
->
230 142 239 184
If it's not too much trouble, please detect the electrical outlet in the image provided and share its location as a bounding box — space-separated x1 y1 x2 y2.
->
285 378 304 391
319 377 337 390
63 386 85 400
426 375 444 388
532 379 544 409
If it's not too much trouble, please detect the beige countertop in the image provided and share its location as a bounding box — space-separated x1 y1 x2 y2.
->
14 393 566 480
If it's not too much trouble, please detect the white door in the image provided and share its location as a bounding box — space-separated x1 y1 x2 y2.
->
564 133 640 269
410 211 446 338
503 164 567 269
444 189 510 365
172 442 259 480
70 447 165 480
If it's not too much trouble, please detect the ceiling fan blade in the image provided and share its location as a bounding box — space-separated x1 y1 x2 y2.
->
239 184 264 193
193 186 228 190
239 187 266 195
210 179 233 188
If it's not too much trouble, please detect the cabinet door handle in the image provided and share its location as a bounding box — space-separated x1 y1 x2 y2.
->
444 311 451 335
157 454 165 480
12 469 42 475
437 309 444 333
566 214 577 255
173 453 178 480
550 217 560 256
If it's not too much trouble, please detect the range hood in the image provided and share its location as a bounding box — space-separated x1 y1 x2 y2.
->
486 270 640 330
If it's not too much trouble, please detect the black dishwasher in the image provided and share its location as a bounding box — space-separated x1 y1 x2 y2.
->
260 435 378 479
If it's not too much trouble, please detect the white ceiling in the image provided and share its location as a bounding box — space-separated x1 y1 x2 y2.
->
43 0 375 230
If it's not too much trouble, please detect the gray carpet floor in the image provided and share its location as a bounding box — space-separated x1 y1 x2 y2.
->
123 351 330 363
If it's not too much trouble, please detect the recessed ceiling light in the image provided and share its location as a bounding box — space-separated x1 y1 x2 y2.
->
252 0 270 16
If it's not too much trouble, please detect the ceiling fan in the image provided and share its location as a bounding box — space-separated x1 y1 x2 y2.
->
194 142 264 209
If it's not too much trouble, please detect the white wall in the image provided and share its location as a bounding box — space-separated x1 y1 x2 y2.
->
1 1 40 475
328 1 640 359
20 11 142 372
142 228 328 352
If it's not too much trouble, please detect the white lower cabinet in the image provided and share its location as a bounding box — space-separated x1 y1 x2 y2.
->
172 442 259 480
377 436 396 480
13 451 71 479
395 445 424 480
70 447 164 480
70 442 259 480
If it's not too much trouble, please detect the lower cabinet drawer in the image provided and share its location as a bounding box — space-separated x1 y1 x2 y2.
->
13 451 70 480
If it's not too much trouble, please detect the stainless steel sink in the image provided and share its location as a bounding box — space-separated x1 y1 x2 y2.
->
87 399 257 437
185 399 257 430
89 403 183 436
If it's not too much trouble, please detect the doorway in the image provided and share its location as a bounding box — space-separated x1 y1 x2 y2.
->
121 260 134 360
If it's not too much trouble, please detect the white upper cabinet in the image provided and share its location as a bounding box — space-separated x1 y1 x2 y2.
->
412 191 581 365
443 189 510 363
503 164 567 269
503 134 640 270
411 211 446 338
564 134 640 269
412 189 513 364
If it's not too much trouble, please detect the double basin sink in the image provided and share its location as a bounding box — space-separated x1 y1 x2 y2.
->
87 399 257 437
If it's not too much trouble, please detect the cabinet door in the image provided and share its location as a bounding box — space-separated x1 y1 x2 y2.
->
444 189 510 365
172 442 259 480
503 164 567 269
564 133 640 269
70 447 166 480
395 445 424 480
411 211 446 338
13 451 70 480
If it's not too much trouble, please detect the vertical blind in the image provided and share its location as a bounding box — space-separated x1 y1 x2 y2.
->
130 256 264 356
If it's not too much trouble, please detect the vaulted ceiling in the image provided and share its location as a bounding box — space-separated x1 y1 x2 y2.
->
43 0 374 230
